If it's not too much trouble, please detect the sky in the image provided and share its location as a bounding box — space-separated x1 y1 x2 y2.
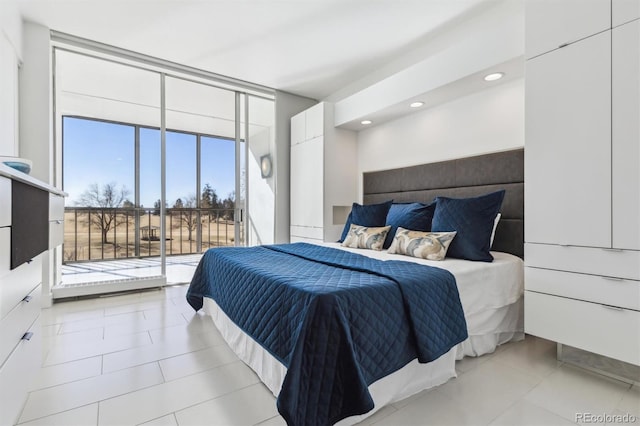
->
63 117 237 208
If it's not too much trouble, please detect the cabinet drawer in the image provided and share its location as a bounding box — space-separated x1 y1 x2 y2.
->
49 219 63 249
0 176 9 227
290 225 324 240
0 285 40 363
49 194 64 221
0 255 41 320
525 291 640 366
525 267 640 311
290 235 322 244
0 316 41 426
525 243 640 281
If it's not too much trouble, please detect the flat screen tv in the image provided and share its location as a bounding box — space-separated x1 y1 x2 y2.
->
11 180 48 270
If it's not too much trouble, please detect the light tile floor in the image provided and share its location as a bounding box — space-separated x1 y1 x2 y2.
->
19 285 639 426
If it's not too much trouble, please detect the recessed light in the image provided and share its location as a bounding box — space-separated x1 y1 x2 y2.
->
361 120 372 125
410 101 424 108
484 72 504 82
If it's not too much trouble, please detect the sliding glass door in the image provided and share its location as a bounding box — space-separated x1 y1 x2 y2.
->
164 77 245 253
53 48 260 297
56 49 166 295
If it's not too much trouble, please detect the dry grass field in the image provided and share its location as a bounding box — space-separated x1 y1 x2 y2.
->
63 210 237 262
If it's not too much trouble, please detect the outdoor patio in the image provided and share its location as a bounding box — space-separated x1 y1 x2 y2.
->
60 254 203 286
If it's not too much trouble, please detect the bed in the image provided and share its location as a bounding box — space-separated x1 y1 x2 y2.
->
187 149 525 426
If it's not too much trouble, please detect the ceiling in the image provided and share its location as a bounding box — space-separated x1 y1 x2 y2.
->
18 0 499 100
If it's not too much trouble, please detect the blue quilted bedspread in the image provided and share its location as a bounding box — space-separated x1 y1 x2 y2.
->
187 243 467 426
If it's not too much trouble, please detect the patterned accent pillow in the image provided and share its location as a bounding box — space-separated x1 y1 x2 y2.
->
338 200 393 243
388 227 457 261
341 224 391 251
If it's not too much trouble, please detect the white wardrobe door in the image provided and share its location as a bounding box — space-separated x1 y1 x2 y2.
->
305 103 324 140
613 20 640 250
290 137 324 229
525 0 611 58
525 31 612 248
613 0 640 27
290 112 305 146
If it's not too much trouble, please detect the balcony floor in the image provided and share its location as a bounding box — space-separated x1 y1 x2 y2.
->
61 254 203 286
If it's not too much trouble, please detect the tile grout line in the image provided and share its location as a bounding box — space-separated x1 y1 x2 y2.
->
16 402 100 425
485 396 523 425
28 360 103 392
167 381 265 423
101 341 233 377
28 368 168 424
158 361 167 383
522 398 582 425
253 414 283 426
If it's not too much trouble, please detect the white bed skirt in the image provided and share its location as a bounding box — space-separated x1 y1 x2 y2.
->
203 296 524 425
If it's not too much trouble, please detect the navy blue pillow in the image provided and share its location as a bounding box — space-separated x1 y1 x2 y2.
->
339 200 393 243
431 190 505 262
383 202 436 249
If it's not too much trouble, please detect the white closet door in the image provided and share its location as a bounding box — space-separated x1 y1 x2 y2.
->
305 103 324 140
525 31 612 248
290 137 323 229
525 0 610 59
613 21 640 250
290 112 305 146
613 0 640 27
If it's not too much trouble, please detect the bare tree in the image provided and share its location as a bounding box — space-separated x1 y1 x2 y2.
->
78 182 130 244
174 195 198 241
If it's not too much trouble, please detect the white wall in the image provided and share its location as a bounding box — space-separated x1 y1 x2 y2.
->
248 126 275 246
356 78 524 200
0 0 22 158
0 0 22 55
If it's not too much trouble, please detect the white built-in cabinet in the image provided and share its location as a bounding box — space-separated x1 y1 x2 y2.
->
525 0 610 59
613 0 640 26
290 102 357 243
0 172 65 425
525 0 640 367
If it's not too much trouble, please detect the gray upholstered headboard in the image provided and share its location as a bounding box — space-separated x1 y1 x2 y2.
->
363 149 524 258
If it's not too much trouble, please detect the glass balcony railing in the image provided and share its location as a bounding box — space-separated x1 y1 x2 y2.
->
63 207 240 263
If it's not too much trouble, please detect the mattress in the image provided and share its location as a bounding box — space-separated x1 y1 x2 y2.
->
321 242 524 318
200 244 524 425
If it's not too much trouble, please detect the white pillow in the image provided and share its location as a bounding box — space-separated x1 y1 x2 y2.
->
490 213 501 248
